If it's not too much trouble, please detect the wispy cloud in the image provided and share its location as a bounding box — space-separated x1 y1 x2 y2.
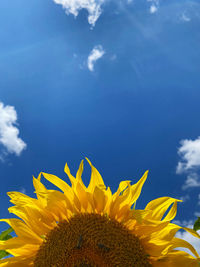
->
176 137 200 190
182 173 200 190
145 1 200 23
87 45 105 71
179 194 190 202
0 102 26 160
19 187 26 194
173 219 194 228
180 13 191 22
110 54 117 61
52 0 105 27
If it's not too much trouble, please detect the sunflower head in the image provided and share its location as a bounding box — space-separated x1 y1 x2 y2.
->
0 158 200 267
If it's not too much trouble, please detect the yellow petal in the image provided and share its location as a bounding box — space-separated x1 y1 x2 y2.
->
7 192 39 208
8 206 53 236
163 201 178 221
75 182 90 212
0 238 27 251
145 197 181 221
0 255 34 267
64 162 77 188
7 190 55 235
32 176 48 207
141 238 172 257
135 219 169 237
93 186 107 213
6 243 39 257
166 237 199 258
183 227 200 239
37 189 74 220
86 158 106 192
76 160 85 189
112 180 131 200
109 171 148 218
151 251 200 267
128 170 148 205
104 186 112 213
150 223 181 241
41 172 73 200
0 219 42 243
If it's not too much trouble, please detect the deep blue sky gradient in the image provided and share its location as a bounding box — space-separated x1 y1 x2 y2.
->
0 0 200 232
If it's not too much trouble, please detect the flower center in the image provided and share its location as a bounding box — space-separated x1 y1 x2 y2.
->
34 213 151 267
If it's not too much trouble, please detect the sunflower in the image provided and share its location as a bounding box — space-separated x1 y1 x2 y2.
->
0 158 200 267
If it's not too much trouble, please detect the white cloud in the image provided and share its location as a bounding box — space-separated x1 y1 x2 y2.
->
0 102 26 158
177 137 200 173
150 5 158 14
147 0 159 14
176 137 200 189
52 0 104 27
87 45 105 71
176 224 200 256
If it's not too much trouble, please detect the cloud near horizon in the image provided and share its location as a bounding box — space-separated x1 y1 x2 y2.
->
52 0 105 27
0 102 27 159
87 45 105 71
176 137 200 189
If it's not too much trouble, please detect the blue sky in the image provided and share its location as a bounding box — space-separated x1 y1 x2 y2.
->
0 0 200 251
